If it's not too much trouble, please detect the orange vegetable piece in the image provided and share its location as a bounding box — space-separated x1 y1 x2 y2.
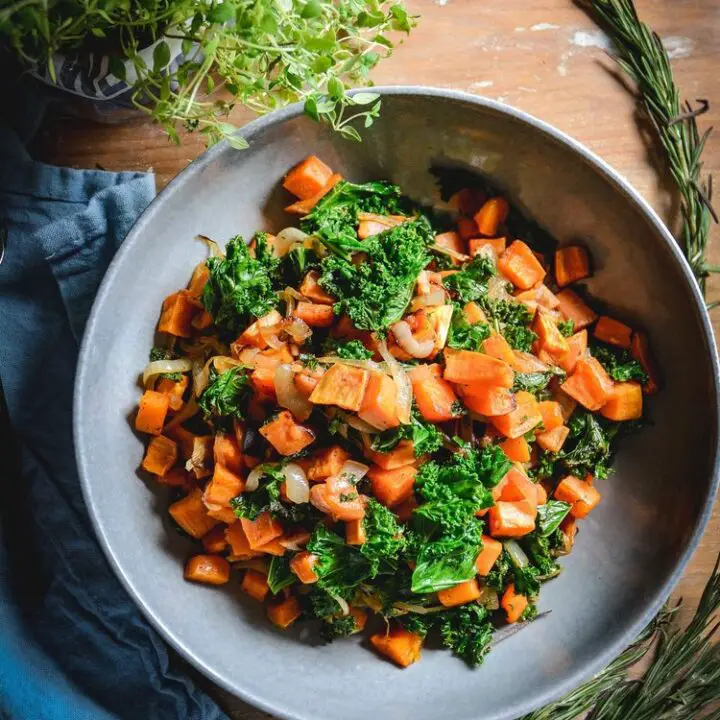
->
456 216 479 241
157 467 192 489
558 330 588 374
135 390 170 435
169 488 219 539
323 474 367 522
141 435 178 476
463 301 488 325
536 425 570 453
476 536 503 576
498 240 547 290
498 467 538 511
307 445 351 482
290 551 319 584
509 350 550 374
538 401 563 432
165 425 198 459
309 363 370 412
256 536 288 556
158 291 198 337
187 263 210 298
449 187 486 216
555 246 591 287
368 465 417 508
283 155 333 199
349 607 368 633
555 475 601 518
213 433 243 474
555 289 597 331
500 436 531 463
594 316 632 349
156 375 189 412
469 237 507 256
461 385 517 417
444 348 514 387
294 370 321 399
241 512 284 551
359 371 400 430
294 302 335 328
408 364 461 423
515 284 560 311
203 463 245 508
267 596 302 629
201 525 229 554
434 231 467 263
482 333 515 364
250 368 277 404
630 331 660 394
300 270 335 305
236 309 283 350
285 173 342 214
241 569 269 602
370 626 423 668
474 197 509 236
561 356 614 411
491 391 542 439
501 583 528 623
364 439 416 470
260 410 315 455
345 518 367 545
226 522 262 559
438 578 482 607
488 500 536 538
600 381 643 421
534 310 569 361
206 506 236 524
184 555 230 585
535 483 548 506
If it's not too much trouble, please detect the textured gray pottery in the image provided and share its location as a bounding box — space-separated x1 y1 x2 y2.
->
75 88 720 720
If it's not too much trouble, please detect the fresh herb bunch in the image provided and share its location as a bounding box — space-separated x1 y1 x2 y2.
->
577 0 717 299
0 0 415 146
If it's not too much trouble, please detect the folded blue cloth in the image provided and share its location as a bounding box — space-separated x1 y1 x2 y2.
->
0 126 227 720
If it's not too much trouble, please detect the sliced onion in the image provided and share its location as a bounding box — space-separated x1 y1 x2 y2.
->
284 286 304 301
259 322 284 349
193 355 247 396
245 466 265 493
416 270 431 296
274 364 313 421
431 242 470 262
310 483 332 513
477 586 499 611
284 293 296 317
280 530 311 551
142 358 193 387
337 411 381 434
504 539 529 569
390 321 435 359
410 288 446 312
331 594 350 616
276 227 309 256
285 317 312 343
235 346 261 365
315 356 383 372
376 338 413 425
488 275 513 302
283 463 310 504
198 234 223 258
392 602 446 615
338 459 370 485
165 397 199 430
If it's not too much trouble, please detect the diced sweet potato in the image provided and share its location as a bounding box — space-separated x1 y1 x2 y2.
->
456 216 478 241
600 381 643 421
408 363 460 423
236 310 283 350
241 512 284 551
267 596 302 628
461 384 517 417
289 551 319 584
499 436 531 463
558 330 587 374
294 302 335 328
170 488 219 539
498 467 538 511
203 463 245 508
368 465 417 508
476 535 503 575
438 579 482 607
491 391 542 439
561 356 614 411
158 291 197 337
226 522 262 559
309 363 370 412
370 626 423 668
498 240 546 290
187 263 210 298
260 410 315 455
444 348 514 387
213 433 243 474
474 197 509 236
501 583 528 623
156 375 189 412
241 568 269 602
184 554 230 585
307 445 351 482
364 439 416 470
285 173 342 214
463 301 488 325
202 525 229 554
283 155 333 200
359 371 400 430
345 518 367 545
488 500 536 538
538 401 563 431
300 270 335 305
434 231 467 264
556 289 597 331
554 246 590 287
483 334 515 364
136 390 170 435
535 425 570 453
630 331 660 394
141 435 178 476
534 310 569 361
594 315 632 349
555 475 601 518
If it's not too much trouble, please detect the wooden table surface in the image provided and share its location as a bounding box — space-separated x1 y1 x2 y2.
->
29 0 719 716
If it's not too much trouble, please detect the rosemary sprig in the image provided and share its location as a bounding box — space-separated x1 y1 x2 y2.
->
524 554 720 719
576 0 717 296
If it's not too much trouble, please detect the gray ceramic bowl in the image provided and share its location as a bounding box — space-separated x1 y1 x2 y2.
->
75 88 719 720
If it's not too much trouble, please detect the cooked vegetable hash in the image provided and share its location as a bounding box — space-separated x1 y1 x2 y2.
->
135 156 659 668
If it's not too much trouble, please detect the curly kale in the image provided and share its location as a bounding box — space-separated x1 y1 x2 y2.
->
443 255 496 304
318 217 434 332
319 614 360 642
371 409 445 456
198 366 251 430
447 304 491 351
149 346 182 381
483 298 538 352
321 338 373 360
202 235 280 336
592 342 648 383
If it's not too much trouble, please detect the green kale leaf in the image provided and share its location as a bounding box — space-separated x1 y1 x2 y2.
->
202 235 280 336
443 255 496 303
319 614 360 642
437 604 494 667
562 411 614 480
557 319 575 337
371 409 445 456
592 342 648 383
198 366 251 429
512 370 564 396
318 217 433 332
482 298 537 352
522 532 561 578
536 500 572 537
321 338 373 360
359 499 406 575
267 555 297 594
447 304 491 351
149 346 182 381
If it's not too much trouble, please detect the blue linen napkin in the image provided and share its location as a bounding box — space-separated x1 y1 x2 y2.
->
0 125 227 720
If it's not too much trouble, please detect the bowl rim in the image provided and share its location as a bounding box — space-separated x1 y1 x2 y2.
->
74 85 720 720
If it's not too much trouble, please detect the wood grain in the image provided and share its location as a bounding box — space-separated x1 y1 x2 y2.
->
28 0 719 715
